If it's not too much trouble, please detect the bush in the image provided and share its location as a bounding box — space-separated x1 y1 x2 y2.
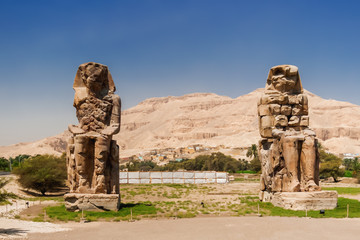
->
319 150 344 182
0 157 10 171
13 154 66 195
344 170 353 178
168 152 244 173
123 152 249 173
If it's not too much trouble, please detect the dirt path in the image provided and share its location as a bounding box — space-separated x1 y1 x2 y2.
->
27 216 360 240
0 218 69 239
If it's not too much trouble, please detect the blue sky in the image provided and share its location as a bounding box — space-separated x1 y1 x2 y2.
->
1 0 360 145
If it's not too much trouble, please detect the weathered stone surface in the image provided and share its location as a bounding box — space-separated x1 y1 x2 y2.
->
258 65 326 206
260 116 274 128
258 104 270 116
300 116 309 126
274 115 288 127
260 191 338 210
288 116 300 126
280 105 292 115
270 104 281 115
65 62 121 211
292 105 303 115
64 193 120 211
260 127 273 138
261 94 288 105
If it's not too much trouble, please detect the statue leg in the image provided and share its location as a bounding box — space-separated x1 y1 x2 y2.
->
66 136 76 192
110 140 120 194
300 136 321 191
94 135 111 193
281 136 300 192
74 135 91 193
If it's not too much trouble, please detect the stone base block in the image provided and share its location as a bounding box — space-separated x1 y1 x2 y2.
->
64 193 120 212
260 191 338 210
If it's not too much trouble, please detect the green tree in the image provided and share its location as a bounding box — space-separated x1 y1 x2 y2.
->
0 157 10 171
246 144 258 159
343 157 360 172
319 150 344 182
13 154 66 195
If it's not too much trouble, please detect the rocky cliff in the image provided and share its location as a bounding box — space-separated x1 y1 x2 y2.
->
1 89 360 158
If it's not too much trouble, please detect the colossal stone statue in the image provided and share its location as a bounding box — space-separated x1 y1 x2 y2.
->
64 62 121 211
258 65 320 193
258 65 337 210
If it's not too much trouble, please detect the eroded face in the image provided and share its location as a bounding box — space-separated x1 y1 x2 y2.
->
269 67 298 93
82 63 105 94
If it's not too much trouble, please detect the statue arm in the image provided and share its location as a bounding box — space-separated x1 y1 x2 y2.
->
101 95 121 136
68 124 85 135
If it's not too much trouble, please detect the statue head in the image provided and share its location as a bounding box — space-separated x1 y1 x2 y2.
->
73 62 116 99
265 65 303 94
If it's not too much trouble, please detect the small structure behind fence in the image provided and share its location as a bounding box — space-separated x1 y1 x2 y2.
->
119 171 229 184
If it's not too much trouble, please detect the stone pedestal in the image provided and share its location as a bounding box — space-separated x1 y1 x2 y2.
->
260 191 338 210
64 193 120 212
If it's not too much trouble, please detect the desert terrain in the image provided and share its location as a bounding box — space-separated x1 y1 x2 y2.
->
27 217 360 240
1 174 360 239
1 89 360 160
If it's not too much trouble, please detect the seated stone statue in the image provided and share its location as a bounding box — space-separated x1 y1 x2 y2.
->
67 62 120 194
258 65 321 194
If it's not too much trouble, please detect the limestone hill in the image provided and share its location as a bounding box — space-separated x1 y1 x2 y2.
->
1 89 360 158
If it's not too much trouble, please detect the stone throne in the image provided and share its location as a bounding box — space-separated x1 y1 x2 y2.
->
64 62 121 211
258 65 337 210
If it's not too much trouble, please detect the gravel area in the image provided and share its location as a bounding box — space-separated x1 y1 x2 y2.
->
27 217 360 240
0 218 69 239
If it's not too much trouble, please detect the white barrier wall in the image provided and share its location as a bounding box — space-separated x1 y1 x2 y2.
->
119 171 229 184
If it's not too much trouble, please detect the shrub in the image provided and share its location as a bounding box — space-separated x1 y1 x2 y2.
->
0 157 10 171
319 150 344 182
13 154 66 195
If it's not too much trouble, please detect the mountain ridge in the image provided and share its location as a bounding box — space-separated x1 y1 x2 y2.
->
1 88 360 158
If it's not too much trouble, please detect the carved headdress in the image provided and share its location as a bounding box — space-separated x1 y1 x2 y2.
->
73 62 116 106
265 65 303 94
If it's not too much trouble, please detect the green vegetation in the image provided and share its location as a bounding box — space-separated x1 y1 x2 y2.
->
343 157 360 182
23 183 360 222
0 155 31 171
322 187 360 195
0 157 10 171
0 178 10 203
45 203 158 222
13 154 67 195
343 157 360 173
246 144 261 172
344 170 353 178
236 170 257 174
319 149 344 182
257 197 360 218
121 152 254 173
0 178 16 204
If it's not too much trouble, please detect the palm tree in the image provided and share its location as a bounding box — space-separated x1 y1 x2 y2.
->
247 144 261 172
246 144 258 159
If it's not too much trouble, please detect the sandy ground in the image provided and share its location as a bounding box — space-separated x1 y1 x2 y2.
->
0 218 69 239
0 199 68 240
0 175 68 239
1 175 360 239
27 216 360 240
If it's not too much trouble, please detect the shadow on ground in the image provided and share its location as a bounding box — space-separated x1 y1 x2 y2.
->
0 228 27 236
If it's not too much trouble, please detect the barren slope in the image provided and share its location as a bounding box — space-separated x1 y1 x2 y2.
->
1 89 360 158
